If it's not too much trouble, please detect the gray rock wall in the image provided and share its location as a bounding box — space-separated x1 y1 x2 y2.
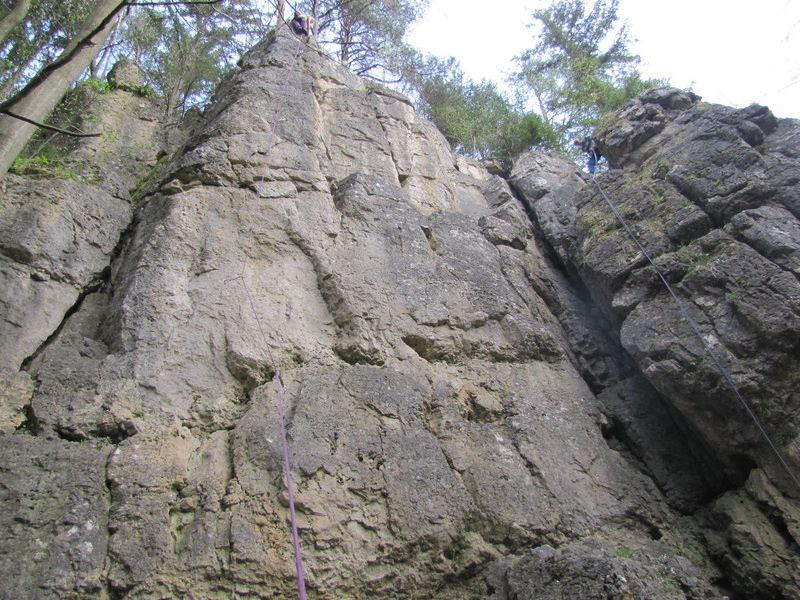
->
515 87 800 599
1 29 798 600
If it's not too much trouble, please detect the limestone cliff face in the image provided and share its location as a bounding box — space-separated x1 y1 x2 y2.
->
1 27 798 600
516 88 800 599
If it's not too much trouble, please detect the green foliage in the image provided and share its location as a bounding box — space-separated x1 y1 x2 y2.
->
401 53 559 164
1 0 669 173
576 202 614 235
83 77 111 94
316 0 429 81
513 0 666 150
616 546 633 559
10 152 99 183
113 2 267 123
0 0 97 100
499 111 562 156
677 245 711 269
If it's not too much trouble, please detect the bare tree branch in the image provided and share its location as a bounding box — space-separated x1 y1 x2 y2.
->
0 109 101 137
210 2 236 22
0 1 129 115
129 0 222 5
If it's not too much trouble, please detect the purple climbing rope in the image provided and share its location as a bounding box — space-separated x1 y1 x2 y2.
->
236 26 309 599
240 271 308 599
274 374 307 600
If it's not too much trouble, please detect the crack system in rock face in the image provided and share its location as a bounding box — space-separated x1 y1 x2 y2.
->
2 25 800 600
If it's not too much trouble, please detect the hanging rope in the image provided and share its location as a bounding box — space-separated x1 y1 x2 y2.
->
234 25 309 600
260 29 306 177
240 274 307 600
591 174 800 493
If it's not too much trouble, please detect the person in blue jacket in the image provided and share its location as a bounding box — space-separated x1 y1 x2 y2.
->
574 136 603 173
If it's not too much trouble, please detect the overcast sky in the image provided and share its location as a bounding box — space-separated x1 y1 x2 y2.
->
405 0 800 119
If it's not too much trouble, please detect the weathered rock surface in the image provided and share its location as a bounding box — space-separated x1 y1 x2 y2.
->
1 30 799 600
487 537 715 600
518 85 800 598
0 63 164 375
0 436 111 599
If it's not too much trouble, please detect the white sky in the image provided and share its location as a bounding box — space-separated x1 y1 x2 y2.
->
405 0 800 119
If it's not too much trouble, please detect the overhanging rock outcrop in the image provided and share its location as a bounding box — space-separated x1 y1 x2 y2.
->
1 28 799 600
514 86 800 599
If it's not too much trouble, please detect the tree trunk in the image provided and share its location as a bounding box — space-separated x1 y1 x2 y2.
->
90 11 127 79
277 0 285 23
340 21 351 66
0 0 32 45
0 0 126 178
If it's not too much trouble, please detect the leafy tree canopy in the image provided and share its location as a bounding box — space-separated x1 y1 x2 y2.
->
114 1 266 123
396 51 559 167
314 0 428 80
513 0 665 151
0 0 99 99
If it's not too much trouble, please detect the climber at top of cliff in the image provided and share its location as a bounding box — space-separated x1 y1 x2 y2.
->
573 136 603 174
290 11 314 36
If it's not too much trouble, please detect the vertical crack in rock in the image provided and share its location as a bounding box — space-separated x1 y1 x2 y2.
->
19 270 108 372
368 88 413 185
103 444 123 600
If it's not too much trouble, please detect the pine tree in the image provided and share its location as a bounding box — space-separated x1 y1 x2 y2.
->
513 0 662 149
